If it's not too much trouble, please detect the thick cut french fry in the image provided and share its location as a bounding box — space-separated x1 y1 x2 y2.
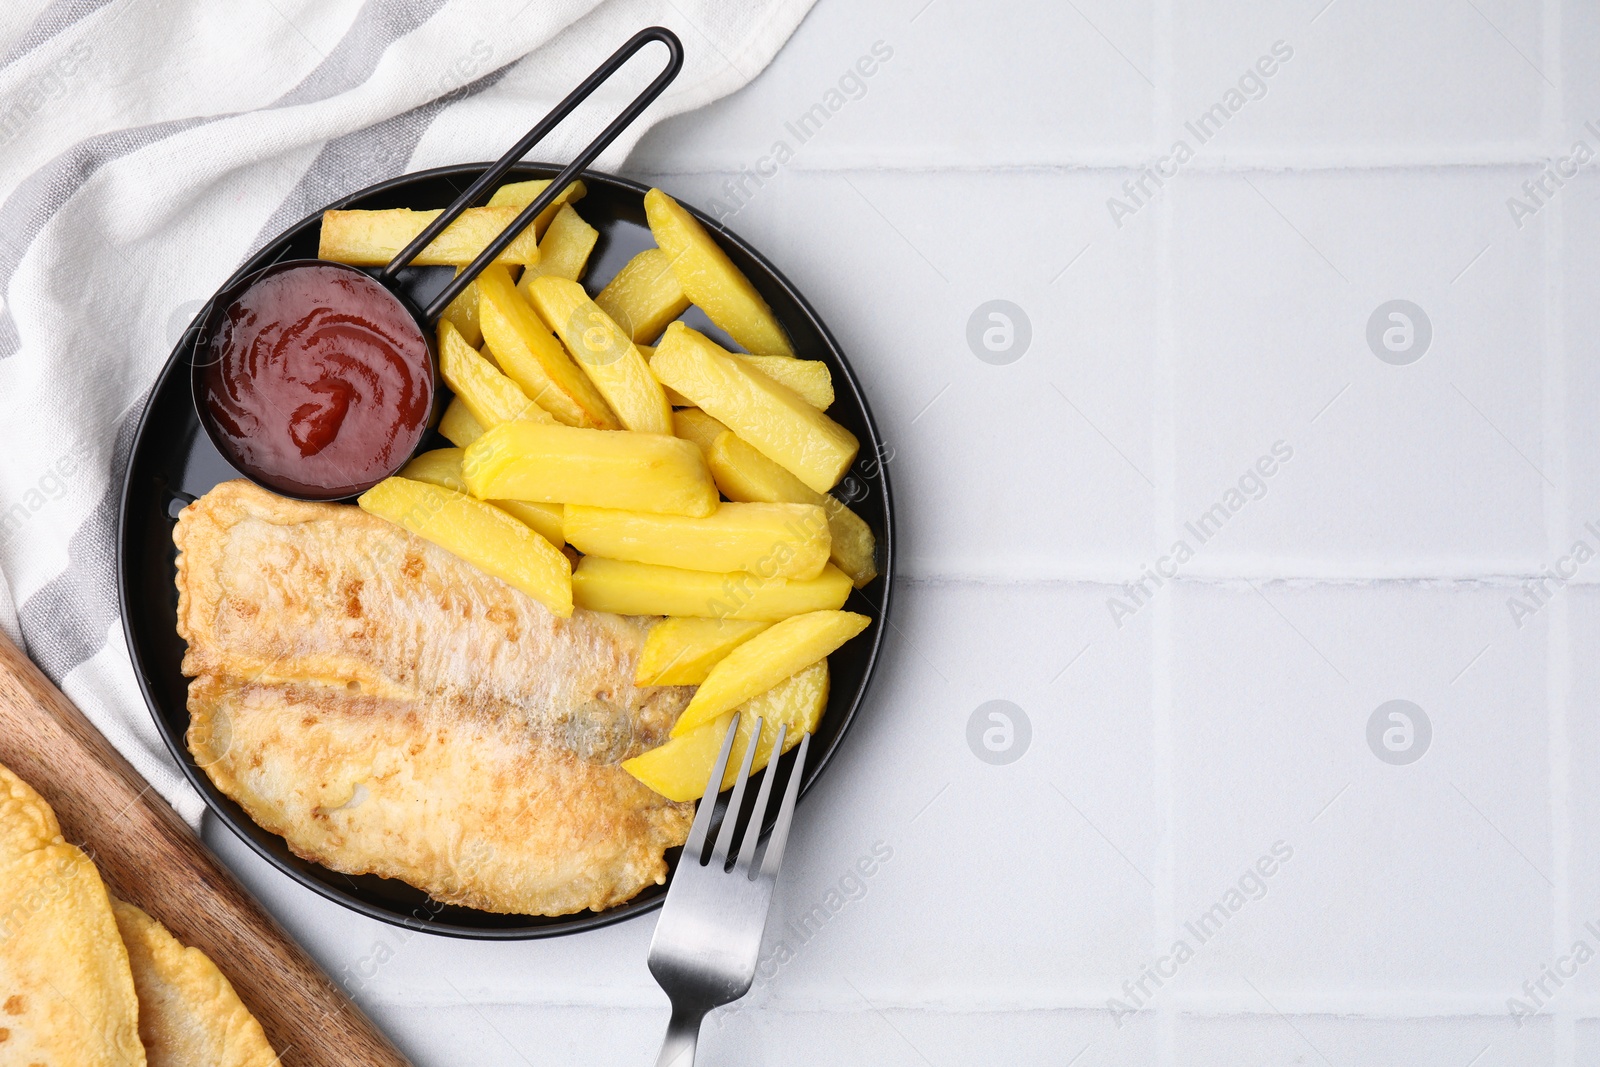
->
643 346 693 406
487 179 586 236
623 661 828 801
672 610 868 734
494 500 565 548
523 276 672 434
636 617 770 685
399 447 469 491
706 430 878 587
565 501 830 578
595 247 691 343
358 476 571 616
318 207 539 266
571 556 851 620
476 264 619 429
463 420 717 517
643 188 793 356
651 323 858 492
400 447 564 546
440 269 482 347
671 408 730 456
739 355 833 410
645 348 829 410
517 204 598 288
437 320 553 429
439 396 486 447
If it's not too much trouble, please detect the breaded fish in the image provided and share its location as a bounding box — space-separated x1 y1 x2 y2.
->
174 480 694 916
0 763 146 1066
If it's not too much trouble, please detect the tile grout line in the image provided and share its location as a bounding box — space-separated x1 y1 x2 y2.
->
1152 0 1176 1061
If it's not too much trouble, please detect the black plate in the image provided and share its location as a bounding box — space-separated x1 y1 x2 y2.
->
117 163 894 939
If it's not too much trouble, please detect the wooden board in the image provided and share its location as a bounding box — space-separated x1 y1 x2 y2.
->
0 632 411 1066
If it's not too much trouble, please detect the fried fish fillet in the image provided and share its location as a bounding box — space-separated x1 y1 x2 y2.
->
111 900 278 1067
0 763 146 1067
174 480 694 916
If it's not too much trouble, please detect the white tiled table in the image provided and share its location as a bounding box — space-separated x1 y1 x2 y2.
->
205 1 1600 1062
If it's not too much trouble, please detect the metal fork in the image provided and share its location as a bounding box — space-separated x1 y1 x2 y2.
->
647 715 810 1067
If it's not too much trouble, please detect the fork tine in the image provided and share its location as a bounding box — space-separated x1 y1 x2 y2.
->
758 732 811 878
710 715 762 866
735 722 786 875
682 716 741 862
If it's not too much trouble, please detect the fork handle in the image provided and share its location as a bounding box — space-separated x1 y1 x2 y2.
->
654 1005 705 1067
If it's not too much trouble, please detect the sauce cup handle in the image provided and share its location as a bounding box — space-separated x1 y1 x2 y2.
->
379 25 684 323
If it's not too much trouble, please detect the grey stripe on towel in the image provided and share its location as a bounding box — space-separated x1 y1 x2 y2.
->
0 0 452 359
15 22 515 683
0 0 115 72
16 396 143 686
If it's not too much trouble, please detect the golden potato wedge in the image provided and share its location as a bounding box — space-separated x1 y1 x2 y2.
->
439 396 486 447
477 264 619 429
523 276 672 434
517 204 598 287
571 556 851 620
626 711 732 801
707 430 878 587
595 247 690 343
318 207 539 266
358 476 571 616
400 447 564 546
440 268 482 347
651 323 858 492
739 355 833 410
565 501 830 578
672 408 730 457
463 420 717 517
623 661 828 801
488 178 586 236
644 188 793 356
673 609 869 734
437 319 553 429
636 617 770 685
817 501 877 587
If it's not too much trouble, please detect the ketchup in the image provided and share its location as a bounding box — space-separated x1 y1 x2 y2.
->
201 263 432 498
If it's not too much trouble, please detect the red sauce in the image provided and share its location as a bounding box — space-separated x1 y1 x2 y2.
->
201 263 432 498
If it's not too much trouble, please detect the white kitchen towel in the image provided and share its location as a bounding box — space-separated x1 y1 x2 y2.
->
0 0 815 825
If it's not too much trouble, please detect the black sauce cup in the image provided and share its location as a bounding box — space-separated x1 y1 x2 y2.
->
192 260 436 500
190 26 683 502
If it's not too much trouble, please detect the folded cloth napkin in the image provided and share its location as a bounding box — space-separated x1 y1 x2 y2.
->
0 0 815 825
